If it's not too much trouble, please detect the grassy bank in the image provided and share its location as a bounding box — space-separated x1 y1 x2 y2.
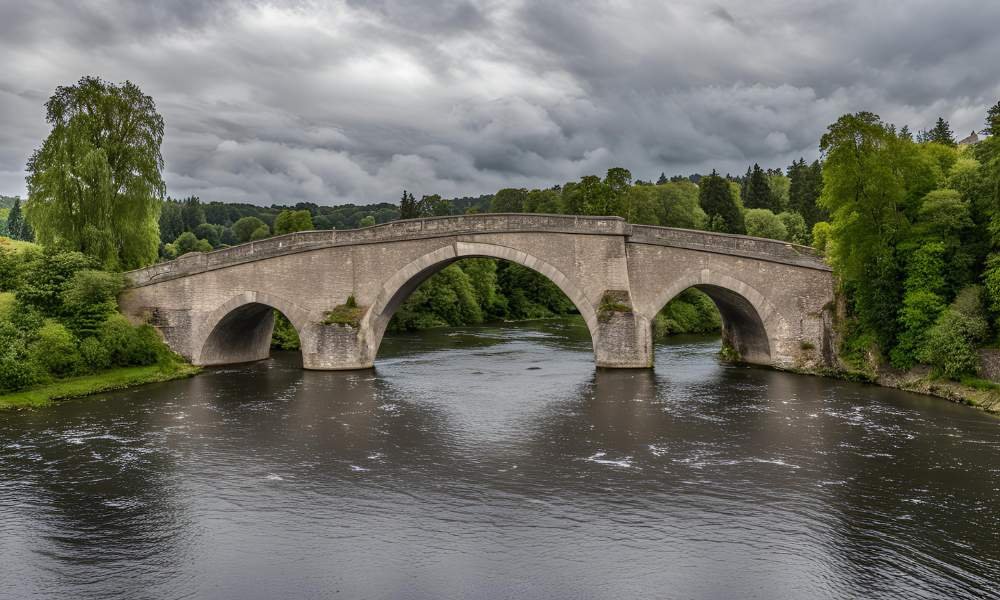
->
0 361 200 410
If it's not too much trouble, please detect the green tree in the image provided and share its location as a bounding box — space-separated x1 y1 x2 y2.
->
766 172 790 212
777 211 809 244
910 189 974 292
172 231 212 255
399 190 419 219
194 223 221 247
744 164 775 211
250 224 271 241
274 209 314 235
819 112 932 348
983 100 1000 136
524 189 561 213
657 180 706 229
491 188 527 213
233 216 267 243
180 196 206 232
418 194 452 217
927 117 956 147
159 201 184 245
699 170 744 233
358 215 376 227
811 221 832 255
25 76 164 269
61 269 125 337
744 208 787 240
5 198 29 241
890 242 948 369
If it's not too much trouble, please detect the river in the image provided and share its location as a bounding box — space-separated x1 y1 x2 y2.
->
1 318 999 599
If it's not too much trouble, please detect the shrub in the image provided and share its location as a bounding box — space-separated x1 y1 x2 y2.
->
0 342 44 392
62 269 125 309
919 286 989 379
99 314 155 367
128 325 166 365
79 336 112 372
30 321 81 377
16 249 97 315
324 295 365 327
0 246 27 291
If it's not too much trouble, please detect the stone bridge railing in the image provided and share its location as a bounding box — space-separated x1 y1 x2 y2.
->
126 214 829 286
629 225 831 271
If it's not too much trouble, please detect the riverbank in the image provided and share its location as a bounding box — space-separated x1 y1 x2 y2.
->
792 362 1000 416
0 362 201 410
875 369 1000 414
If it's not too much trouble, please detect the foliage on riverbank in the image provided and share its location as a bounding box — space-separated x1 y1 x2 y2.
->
0 361 200 410
0 244 188 396
821 105 1000 385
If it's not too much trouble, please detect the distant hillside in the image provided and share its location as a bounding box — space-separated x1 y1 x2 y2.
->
0 195 18 209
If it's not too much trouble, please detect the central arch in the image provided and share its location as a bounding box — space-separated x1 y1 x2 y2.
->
358 241 601 364
645 269 787 365
193 291 312 366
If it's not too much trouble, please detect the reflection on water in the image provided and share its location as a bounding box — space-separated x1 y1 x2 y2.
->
1 319 999 599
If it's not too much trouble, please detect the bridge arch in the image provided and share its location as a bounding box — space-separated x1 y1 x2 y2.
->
646 269 788 365
358 241 601 364
194 291 312 366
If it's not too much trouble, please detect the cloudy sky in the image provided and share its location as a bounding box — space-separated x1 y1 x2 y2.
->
1 1 998 205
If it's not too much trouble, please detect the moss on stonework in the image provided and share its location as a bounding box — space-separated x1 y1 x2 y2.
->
323 295 365 327
719 340 741 362
597 290 632 322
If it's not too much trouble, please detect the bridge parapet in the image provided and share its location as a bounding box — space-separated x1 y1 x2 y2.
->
125 215 831 287
126 214 629 286
629 225 831 271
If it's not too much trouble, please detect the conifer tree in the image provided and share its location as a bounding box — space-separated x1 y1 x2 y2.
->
699 170 744 234
656 172 668 185
983 101 1000 136
744 163 775 211
399 190 419 219
927 117 956 146
6 197 25 240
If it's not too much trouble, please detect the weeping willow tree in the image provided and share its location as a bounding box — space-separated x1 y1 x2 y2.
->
25 76 164 270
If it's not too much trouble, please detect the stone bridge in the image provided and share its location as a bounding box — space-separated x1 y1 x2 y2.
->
121 214 836 371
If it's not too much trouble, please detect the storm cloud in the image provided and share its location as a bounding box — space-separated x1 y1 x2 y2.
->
1 0 998 204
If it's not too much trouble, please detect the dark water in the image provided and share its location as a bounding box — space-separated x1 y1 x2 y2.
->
2 319 999 600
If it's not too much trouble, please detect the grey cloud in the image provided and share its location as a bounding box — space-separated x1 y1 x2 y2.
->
1 0 998 204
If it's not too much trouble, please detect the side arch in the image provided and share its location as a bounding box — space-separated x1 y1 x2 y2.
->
193 291 313 366
644 269 789 365
358 241 601 363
